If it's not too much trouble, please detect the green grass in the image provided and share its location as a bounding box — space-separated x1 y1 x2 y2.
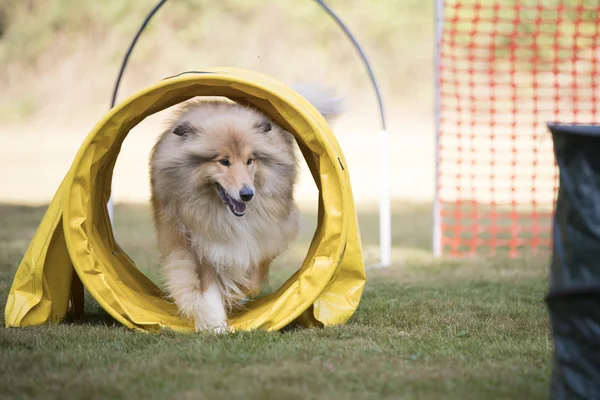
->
0 202 553 399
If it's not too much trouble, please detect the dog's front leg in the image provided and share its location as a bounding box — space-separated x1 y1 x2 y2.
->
162 248 228 333
241 258 273 298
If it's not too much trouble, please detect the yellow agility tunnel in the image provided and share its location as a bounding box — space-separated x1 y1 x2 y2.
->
4 67 366 333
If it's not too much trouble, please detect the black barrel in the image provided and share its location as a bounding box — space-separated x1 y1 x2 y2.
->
546 122 600 399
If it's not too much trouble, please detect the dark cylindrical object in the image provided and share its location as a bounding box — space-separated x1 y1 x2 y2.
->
547 123 600 400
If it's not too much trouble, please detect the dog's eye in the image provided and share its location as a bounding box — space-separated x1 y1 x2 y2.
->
247 159 253 166
219 159 230 167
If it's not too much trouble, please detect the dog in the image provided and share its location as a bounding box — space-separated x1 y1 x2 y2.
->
149 85 343 332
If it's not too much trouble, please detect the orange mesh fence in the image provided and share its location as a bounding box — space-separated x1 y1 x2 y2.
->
436 0 600 257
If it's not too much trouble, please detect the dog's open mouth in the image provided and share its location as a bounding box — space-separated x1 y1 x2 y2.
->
216 184 246 217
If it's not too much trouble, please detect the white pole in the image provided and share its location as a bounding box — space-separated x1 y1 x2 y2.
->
433 0 444 257
379 128 392 267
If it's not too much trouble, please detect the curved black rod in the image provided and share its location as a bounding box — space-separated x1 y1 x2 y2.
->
311 0 386 129
109 0 386 131
110 0 168 108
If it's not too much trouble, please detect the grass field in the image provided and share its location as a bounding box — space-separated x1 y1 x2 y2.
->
0 202 553 399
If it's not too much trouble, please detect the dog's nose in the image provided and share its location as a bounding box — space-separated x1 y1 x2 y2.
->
239 186 254 202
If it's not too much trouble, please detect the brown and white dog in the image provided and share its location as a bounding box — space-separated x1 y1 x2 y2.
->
149 86 343 332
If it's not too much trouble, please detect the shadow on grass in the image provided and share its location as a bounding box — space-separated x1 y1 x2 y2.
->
63 310 122 329
61 296 123 329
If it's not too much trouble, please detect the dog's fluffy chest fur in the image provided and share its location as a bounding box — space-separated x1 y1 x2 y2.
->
177 200 299 277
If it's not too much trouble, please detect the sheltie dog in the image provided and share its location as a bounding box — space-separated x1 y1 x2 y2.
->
149 85 343 332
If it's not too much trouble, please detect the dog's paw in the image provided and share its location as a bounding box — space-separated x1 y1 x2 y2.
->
194 318 229 334
211 325 231 335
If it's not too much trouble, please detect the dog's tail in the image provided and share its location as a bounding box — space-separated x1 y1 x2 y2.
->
292 83 345 123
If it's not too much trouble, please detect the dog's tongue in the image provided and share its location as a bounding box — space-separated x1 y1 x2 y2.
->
228 198 246 217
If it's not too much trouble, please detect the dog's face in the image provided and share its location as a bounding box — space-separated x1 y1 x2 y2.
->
153 102 297 218
211 140 257 217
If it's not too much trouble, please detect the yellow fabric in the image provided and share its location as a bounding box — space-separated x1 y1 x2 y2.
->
4 67 366 332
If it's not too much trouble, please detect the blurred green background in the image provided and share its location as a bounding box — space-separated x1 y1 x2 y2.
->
0 0 434 126
1 0 596 126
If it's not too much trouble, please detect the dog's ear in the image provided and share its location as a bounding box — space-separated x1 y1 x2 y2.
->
173 122 194 137
254 120 272 133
